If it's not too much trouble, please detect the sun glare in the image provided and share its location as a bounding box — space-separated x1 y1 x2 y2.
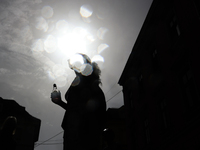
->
80 4 93 18
57 27 88 58
68 54 85 72
29 3 111 87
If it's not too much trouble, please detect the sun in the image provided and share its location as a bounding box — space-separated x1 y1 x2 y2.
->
57 27 88 58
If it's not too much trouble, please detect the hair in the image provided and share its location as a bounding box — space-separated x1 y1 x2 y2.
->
79 53 102 85
91 61 102 85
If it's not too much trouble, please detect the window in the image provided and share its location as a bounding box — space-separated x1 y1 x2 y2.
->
169 14 180 44
144 118 150 144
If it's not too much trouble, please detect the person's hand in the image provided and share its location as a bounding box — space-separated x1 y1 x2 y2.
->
51 90 62 105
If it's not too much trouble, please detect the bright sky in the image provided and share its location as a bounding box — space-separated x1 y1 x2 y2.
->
0 0 153 149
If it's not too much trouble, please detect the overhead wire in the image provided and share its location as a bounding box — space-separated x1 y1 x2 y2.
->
35 140 63 146
106 90 122 102
34 131 63 148
104 83 122 103
35 142 63 145
37 139 63 142
104 83 118 95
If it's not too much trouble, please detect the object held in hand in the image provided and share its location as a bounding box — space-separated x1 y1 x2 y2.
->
51 84 61 104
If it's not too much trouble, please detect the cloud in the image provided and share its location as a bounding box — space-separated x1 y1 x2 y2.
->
0 68 10 74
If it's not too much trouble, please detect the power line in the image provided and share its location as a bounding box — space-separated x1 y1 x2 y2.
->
35 142 63 145
105 83 118 95
37 139 63 142
34 131 64 148
106 90 122 103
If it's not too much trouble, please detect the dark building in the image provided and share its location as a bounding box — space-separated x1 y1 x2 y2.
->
0 97 41 150
119 0 200 150
103 106 127 149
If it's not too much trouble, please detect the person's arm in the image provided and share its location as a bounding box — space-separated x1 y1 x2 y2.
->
57 100 68 110
51 91 68 110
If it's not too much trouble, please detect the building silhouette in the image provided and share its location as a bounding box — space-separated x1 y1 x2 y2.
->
0 97 41 150
119 0 200 150
103 106 127 149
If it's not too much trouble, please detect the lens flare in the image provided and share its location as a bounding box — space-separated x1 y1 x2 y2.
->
32 39 44 52
47 23 55 33
41 6 54 19
52 64 66 77
68 54 85 72
97 27 108 40
91 55 104 69
73 27 88 38
92 55 104 62
56 20 69 34
82 17 91 23
47 71 55 80
21 26 32 42
62 56 71 68
97 43 109 54
57 34 86 56
57 34 76 57
57 27 87 56
96 2 111 20
54 76 67 87
80 63 93 76
80 4 93 18
35 17 48 32
44 35 57 53
86 33 95 42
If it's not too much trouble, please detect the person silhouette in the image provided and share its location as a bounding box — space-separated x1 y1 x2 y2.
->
0 116 17 150
51 53 107 150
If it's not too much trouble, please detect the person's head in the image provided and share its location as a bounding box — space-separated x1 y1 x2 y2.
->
68 53 102 84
